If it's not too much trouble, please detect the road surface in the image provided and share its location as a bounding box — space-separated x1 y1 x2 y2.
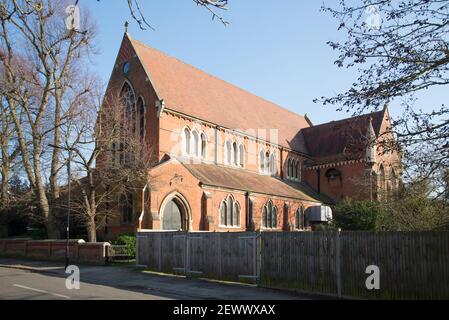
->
0 258 311 300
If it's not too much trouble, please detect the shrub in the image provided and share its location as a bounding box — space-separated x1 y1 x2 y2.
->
378 181 449 231
331 198 382 231
28 228 48 240
110 233 136 258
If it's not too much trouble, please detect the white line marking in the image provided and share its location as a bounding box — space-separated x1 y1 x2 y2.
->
13 284 71 299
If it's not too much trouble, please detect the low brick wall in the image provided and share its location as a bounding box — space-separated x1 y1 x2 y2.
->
0 239 110 265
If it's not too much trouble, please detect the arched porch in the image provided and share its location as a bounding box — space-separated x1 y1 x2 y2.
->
158 192 192 231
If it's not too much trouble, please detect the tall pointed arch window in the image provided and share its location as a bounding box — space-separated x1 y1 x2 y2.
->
259 150 265 172
379 164 385 192
295 207 305 230
137 97 145 142
220 200 227 227
239 144 245 168
287 158 301 180
201 133 207 159
233 202 240 226
192 130 199 157
262 200 278 229
225 140 232 165
120 82 135 124
183 127 191 155
264 151 270 174
220 195 240 227
269 153 276 175
233 142 238 166
119 82 136 163
292 160 297 179
226 195 233 226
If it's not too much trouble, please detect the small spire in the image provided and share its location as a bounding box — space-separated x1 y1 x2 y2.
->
124 21 129 33
304 114 313 127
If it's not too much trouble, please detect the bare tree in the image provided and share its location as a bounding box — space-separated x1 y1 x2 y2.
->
318 0 449 181
378 179 449 231
92 0 229 29
0 0 96 237
60 89 153 242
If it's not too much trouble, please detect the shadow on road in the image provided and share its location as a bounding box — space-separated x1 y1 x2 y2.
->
0 258 311 300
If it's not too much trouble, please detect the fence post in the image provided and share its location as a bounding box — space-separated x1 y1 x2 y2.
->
147 233 151 267
335 229 342 298
185 232 190 277
158 234 162 271
136 232 139 265
257 231 262 285
218 233 222 277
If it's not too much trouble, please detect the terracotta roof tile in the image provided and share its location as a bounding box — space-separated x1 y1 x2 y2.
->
182 163 334 204
301 110 384 159
129 36 310 151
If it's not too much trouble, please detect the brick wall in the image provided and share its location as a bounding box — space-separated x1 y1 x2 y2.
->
0 239 110 265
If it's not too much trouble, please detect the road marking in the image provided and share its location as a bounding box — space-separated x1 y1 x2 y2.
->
13 284 71 299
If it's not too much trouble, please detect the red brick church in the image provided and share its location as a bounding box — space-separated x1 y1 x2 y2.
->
99 33 401 237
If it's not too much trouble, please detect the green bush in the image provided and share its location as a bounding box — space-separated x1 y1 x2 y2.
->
110 233 136 258
28 228 47 240
331 198 382 231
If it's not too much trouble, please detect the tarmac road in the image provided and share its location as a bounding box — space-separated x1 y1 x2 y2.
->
0 258 311 300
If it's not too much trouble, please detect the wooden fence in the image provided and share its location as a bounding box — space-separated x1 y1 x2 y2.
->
137 230 449 299
137 231 259 282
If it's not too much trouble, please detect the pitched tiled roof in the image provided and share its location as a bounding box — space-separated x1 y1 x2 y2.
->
129 35 310 152
182 163 335 204
301 110 385 160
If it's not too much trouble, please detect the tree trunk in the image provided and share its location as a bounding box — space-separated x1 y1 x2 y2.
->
0 157 9 237
33 139 60 238
87 213 97 243
0 158 9 210
50 75 62 201
0 174 9 209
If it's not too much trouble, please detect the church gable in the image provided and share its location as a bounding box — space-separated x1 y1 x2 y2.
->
301 109 385 162
127 36 311 152
101 33 162 167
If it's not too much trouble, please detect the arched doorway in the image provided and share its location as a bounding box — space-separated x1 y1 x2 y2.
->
160 193 190 230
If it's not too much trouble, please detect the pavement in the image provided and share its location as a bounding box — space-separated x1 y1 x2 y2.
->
0 258 312 300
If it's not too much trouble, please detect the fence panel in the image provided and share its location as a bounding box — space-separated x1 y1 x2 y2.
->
137 231 258 281
340 231 449 299
259 231 337 295
188 232 220 277
219 232 257 281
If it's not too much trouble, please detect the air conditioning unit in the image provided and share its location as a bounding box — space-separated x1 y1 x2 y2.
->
306 205 333 222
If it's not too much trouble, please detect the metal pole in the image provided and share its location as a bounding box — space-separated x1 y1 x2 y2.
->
65 149 71 269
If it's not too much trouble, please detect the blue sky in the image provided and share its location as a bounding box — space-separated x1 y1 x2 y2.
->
81 0 445 125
